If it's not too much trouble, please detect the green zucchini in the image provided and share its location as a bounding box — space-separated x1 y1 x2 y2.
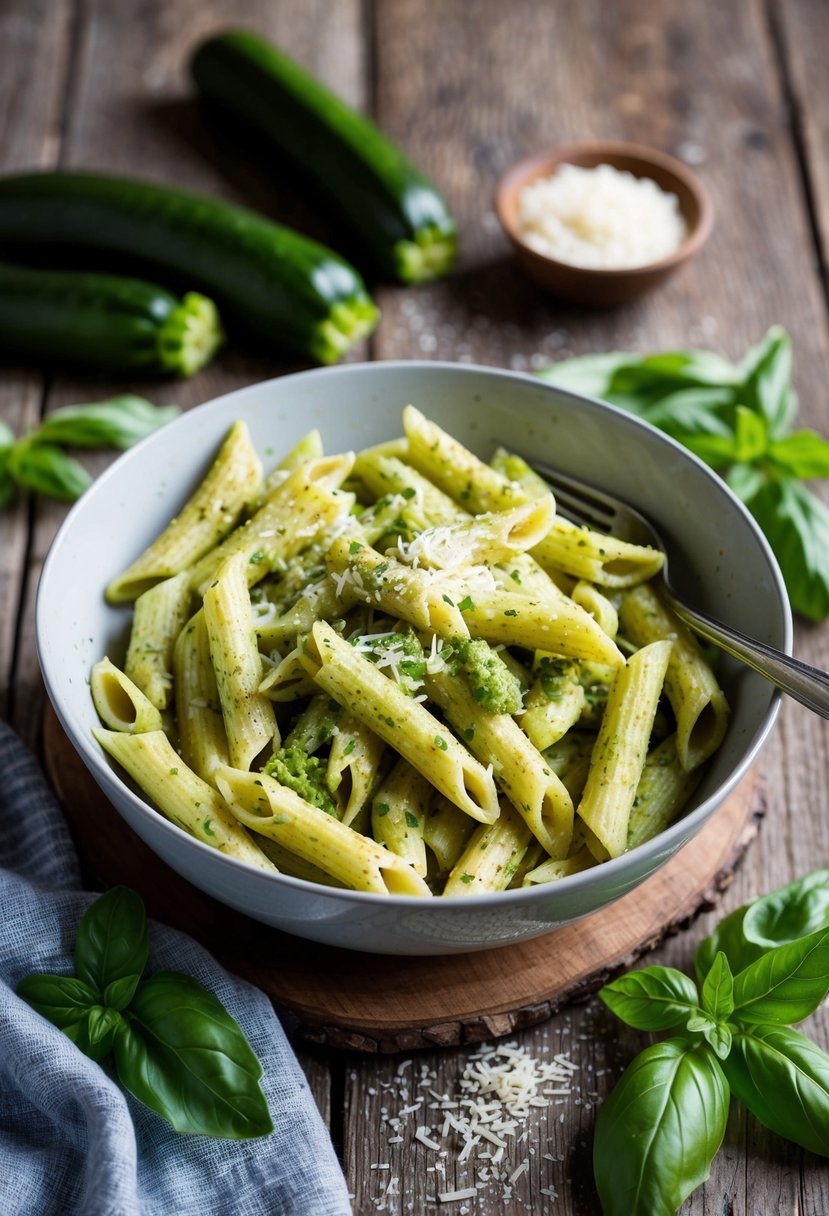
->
0 172 379 364
190 29 457 284
0 260 222 376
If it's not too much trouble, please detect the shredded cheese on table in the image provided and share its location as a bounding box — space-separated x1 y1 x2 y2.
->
366 1040 580 1211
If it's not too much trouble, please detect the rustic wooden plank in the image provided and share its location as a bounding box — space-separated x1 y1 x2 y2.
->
775 0 829 296
0 0 73 720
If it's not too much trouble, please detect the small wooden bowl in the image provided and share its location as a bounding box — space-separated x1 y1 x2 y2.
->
496 141 714 306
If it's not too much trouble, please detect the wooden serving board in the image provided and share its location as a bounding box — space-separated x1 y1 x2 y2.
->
44 706 764 1053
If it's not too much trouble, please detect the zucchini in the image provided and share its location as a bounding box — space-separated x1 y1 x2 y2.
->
190 29 457 284
0 260 222 376
0 172 379 364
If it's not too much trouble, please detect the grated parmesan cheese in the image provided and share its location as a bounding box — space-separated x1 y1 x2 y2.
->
368 1039 579 1210
517 162 687 270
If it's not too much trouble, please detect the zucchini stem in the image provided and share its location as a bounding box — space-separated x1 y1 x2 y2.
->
311 296 380 365
156 292 225 377
395 228 458 284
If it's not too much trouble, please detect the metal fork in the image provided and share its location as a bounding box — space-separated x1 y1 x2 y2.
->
521 456 829 719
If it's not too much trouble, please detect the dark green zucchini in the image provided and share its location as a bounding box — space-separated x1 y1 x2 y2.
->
0 260 223 376
0 172 379 364
190 29 457 284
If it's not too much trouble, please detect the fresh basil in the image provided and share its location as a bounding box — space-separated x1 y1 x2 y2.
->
731 925 829 1025
115 971 273 1139
8 439 92 501
17 886 272 1140
74 885 149 1000
599 965 701 1031
740 478 829 622
744 869 829 946
724 1024 829 1156
16 973 98 1029
1 395 177 510
701 951 734 1022
538 326 829 620
697 869 829 982
37 396 179 450
593 1038 729 1216
598 872 829 1212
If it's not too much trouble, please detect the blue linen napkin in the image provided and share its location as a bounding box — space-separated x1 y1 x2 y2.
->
0 720 353 1216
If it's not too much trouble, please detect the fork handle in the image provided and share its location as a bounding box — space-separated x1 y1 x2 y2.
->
664 594 829 718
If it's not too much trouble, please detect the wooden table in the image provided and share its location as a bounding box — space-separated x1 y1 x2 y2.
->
3 1 829 1211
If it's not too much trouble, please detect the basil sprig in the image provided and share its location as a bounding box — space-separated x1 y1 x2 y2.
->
538 327 829 620
0 396 178 508
594 870 829 1215
17 886 273 1140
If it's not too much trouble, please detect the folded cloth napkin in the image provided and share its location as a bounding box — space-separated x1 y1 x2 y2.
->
0 720 353 1216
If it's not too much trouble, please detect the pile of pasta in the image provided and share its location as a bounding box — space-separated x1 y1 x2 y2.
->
91 406 729 898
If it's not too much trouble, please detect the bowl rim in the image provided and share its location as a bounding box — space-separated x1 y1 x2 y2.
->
495 139 715 278
36 359 789 909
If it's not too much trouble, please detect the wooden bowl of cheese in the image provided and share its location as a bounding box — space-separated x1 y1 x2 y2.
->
496 141 713 306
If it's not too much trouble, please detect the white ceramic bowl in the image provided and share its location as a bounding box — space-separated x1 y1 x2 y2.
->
36 362 790 955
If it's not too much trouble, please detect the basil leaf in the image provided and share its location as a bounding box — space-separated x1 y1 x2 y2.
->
696 871 829 984
643 388 735 440
74 886 149 999
744 869 829 948
701 952 734 1021
741 478 829 622
725 462 765 503
37 397 180 451
536 352 636 398
104 973 142 1011
704 1021 732 1061
7 439 92 502
738 326 794 437
600 966 701 1030
63 1005 122 1063
0 448 14 510
768 429 829 479
115 972 273 1139
731 925 829 1024
593 1038 729 1216
676 431 739 469
16 973 97 1029
733 405 768 463
723 1024 829 1156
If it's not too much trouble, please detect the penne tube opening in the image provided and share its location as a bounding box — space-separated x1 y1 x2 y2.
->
504 496 556 550
682 693 729 771
90 658 163 734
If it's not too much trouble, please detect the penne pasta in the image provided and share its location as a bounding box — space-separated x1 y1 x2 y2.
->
578 639 673 859
215 766 431 896
93 728 276 872
619 583 729 771
107 420 262 603
173 608 229 782
93 412 728 899
203 551 278 770
124 571 193 710
426 667 574 858
90 658 163 734
301 621 500 824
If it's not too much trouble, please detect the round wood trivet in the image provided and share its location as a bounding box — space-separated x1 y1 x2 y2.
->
43 706 764 1053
